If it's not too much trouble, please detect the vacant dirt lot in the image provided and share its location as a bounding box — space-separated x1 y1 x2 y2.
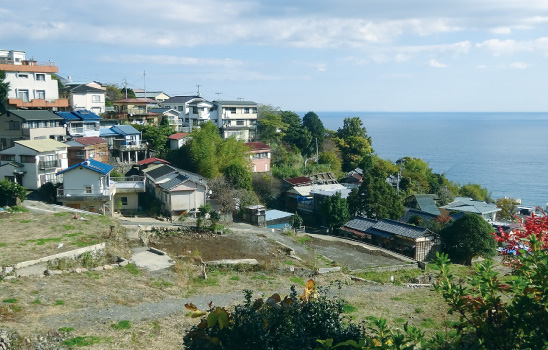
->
1 210 455 349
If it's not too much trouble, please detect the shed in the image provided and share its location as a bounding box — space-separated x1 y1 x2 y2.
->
265 210 294 230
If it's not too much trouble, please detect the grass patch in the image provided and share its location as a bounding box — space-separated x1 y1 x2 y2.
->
54 212 72 217
125 263 139 276
357 267 424 284
3 298 17 304
20 220 33 223
59 327 75 333
391 297 403 301
290 276 305 286
55 300 65 306
27 237 63 246
192 276 219 287
111 320 132 330
0 243 6 247
230 276 240 281
63 225 76 230
342 304 358 314
394 318 407 324
63 336 102 347
7 206 29 213
297 235 311 244
284 260 295 265
32 299 41 304
63 232 82 238
86 271 101 279
421 318 436 328
251 274 274 281
151 278 174 289
415 307 424 314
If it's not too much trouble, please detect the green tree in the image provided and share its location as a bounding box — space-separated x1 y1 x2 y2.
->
318 151 342 176
120 87 136 99
105 83 122 107
188 122 222 178
133 124 174 158
291 212 303 229
495 197 518 221
0 179 26 206
0 70 10 112
224 163 252 190
440 213 496 265
302 111 325 151
347 168 405 220
335 117 373 171
459 183 493 203
257 111 288 144
281 111 314 156
321 192 350 232
252 173 283 208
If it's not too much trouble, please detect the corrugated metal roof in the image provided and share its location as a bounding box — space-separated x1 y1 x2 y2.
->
441 197 501 215
57 159 113 175
146 164 177 180
285 176 312 186
99 128 118 137
14 139 67 152
55 111 81 121
290 184 346 197
342 216 432 240
111 125 140 136
138 157 169 165
265 209 294 222
72 137 107 146
72 110 101 120
158 174 190 191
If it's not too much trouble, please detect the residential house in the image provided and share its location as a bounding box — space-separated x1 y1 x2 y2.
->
404 194 441 216
245 142 271 173
161 96 214 130
168 133 191 150
134 90 170 102
107 98 160 125
340 216 441 261
243 205 266 226
142 164 208 217
56 159 115 214
55 110 101 138
150 108 181 131
0 49 68 110
340 168 363 189
100 125 147 163
212 100 258 142
0 139 68 189
59 83 106 115
440 197 501 222
65 137 109 166
0 110 66 149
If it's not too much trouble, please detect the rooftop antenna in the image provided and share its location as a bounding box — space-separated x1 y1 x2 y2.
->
215 92 222 101
143 70 146 100
196 84 202 96
123 77 128 99
237 97 244 101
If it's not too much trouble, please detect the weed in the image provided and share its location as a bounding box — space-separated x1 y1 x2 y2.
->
112 320 132 330
59 327 74 332
284 260 295 265
290 276 305 286
20 220 32 223
55 300 65 306
230 276 240 281
125 263 139 276
63 336 102 346
28 237 63 246
0 243 6 247
394 317 406 324
86 271 101 279
32 299 41 304
421 317 436 328
151 278 174 289
342 304 358 313
7 206 29 213
251 274 274 281
63 225 75 230
80 251 94 268
415 307 424 314
54 212 72 217
192 276 219 287
2 298 17 304
391 297 403 301
297 235 311 244
63 232 82 238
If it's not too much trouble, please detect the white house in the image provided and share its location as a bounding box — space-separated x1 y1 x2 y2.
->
55 110 101 138
0 49 68 110
0 139 68 189
212 100 258 142
161 96 214 130
60 83 106 115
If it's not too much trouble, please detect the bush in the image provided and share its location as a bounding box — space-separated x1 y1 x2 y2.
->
183 281 362 350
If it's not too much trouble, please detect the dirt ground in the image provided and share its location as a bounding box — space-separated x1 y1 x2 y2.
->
1 210 455 349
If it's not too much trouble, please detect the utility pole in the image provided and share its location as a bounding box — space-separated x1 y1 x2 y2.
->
123 77 128 99
143 70 146 99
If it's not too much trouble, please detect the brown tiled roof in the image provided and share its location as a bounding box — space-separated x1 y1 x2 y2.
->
73 137 107 146
168 133 190 140
138 157 170 166
245 142 271 152
284 176 312 186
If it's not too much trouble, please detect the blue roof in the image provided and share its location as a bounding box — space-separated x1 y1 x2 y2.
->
111 125 140 136
55 111 80 121
57 159 114 176
265 209 294 221
72 110 101 120
100 128 118 137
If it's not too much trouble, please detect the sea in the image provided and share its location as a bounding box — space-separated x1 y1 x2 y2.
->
301 112 548 208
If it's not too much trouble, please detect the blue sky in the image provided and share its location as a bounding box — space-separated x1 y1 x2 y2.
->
2 0 548 111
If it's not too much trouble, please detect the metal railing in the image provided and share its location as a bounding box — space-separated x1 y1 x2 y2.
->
57 185 115 199
38 160 59 169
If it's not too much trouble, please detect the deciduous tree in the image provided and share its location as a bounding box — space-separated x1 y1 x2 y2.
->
495 197 518 221
321 192 350 232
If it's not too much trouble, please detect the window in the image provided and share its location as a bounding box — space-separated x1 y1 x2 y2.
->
92 95 101 102
0 155 15 161
5 176 15 183
225 107 237 114
120 197 128 206
192 106 198 114
177 106 183 111
8 121 20 130
236 120 245 126
85 186 92 194
75 150 86 159
36 90 45 99
35 74 45 81
18 74 28 79
17 90 29 102
244 107 250 114
20 155 35 163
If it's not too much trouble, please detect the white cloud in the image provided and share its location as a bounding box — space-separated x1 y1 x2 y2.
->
476 37 548 55
509 62 528 69
490 27 512 34
97 55 244 68
476 64 488 69
429 59 447 68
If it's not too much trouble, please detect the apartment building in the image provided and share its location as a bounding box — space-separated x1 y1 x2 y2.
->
0 110 66 149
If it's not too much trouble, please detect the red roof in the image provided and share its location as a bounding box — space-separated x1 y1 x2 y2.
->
137 157 170 166
168 132 190 140
284 176 312 186
245 142 271 152
73 137 107 146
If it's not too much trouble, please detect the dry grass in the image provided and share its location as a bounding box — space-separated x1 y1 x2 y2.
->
0 211 120 266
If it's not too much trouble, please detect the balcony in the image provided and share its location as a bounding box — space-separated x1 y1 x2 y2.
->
57 185 115 202
38 160 60 170
68 127 84 136
111 176 146 193
0 62 58 73
8 98 69 108
118 143 147 151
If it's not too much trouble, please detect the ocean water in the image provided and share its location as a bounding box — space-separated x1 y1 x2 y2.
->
306 112 548 207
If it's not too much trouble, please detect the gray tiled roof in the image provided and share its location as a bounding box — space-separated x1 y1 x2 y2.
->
441 197 501 215
343 217 378 232
146 165 177 180
162 96 200 104
7 110 63 121
342 216 432 240
414 195 440 216
159 174 189 191
402 209 438 223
